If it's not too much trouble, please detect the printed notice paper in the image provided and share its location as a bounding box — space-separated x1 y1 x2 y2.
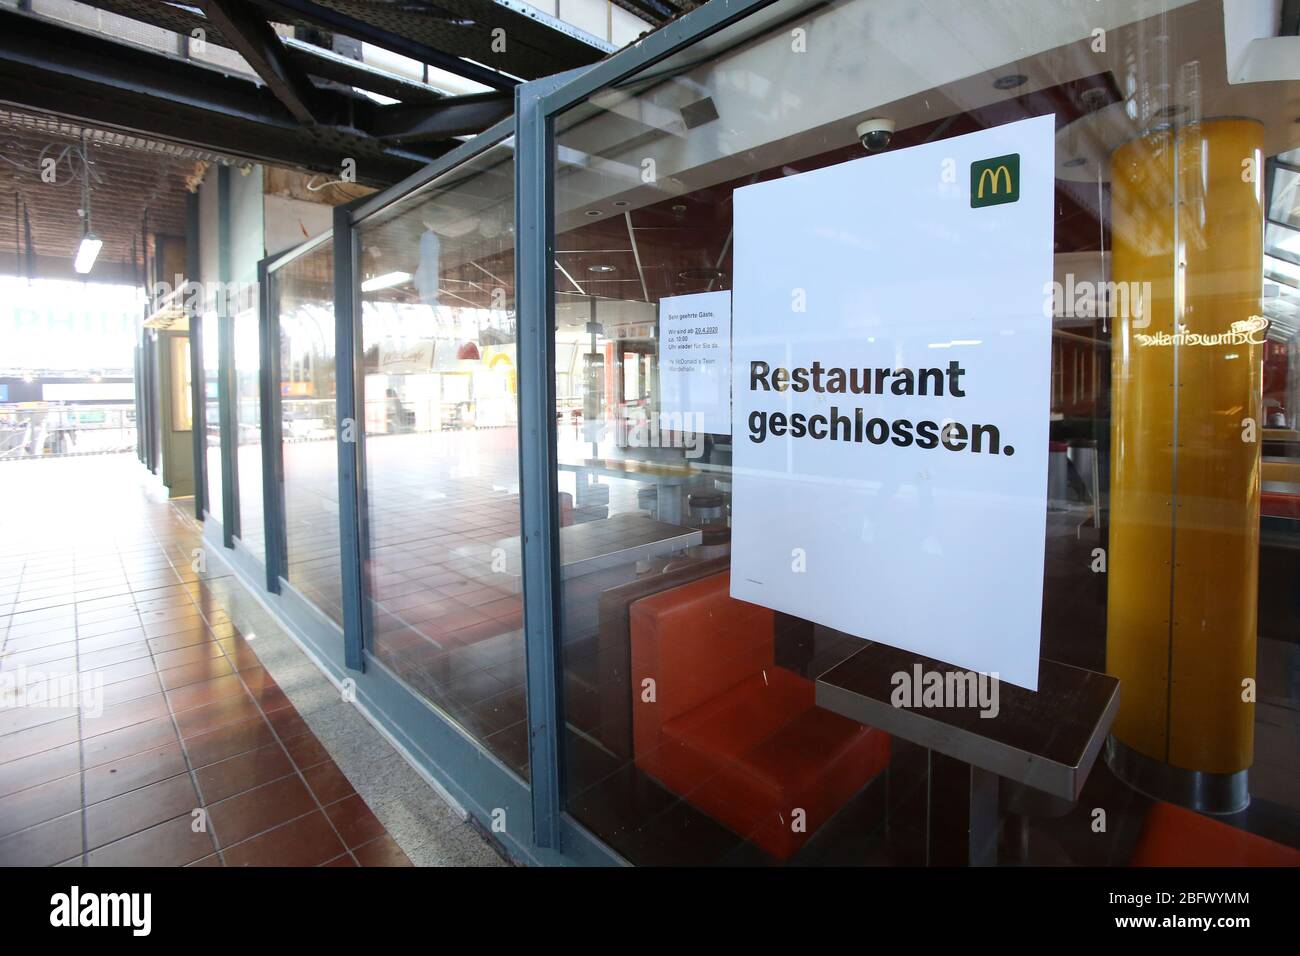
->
658 290 732 436
730 115 1054 690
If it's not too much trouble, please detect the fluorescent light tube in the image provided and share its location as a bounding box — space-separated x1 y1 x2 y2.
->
74 235 102 275
361 271 411 292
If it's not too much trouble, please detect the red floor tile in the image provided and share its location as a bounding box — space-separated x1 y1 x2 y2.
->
85 774 200 850
302 759 355 806
82 715 179 769
157 656 235 691
173 691 262 739
266 706 313 740
0 811 83 866
184 716 279 769
195 744 294 804
0 773 82 838
83 741 188 805
206 774 317 848
152 642 223 672
323 795 386 849
282 733 330 770
223 810 345 867
0 742 80 799
99 673 165 707
353 834 413 867
0 460 418 869
81 694 170 739
165 673 248 713
0 716 81 763
87 812 217 867
147 628 214 654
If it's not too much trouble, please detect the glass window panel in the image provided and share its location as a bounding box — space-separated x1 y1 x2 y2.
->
234 305 264 561
276 239 343 625
201 308 222 522
357 142 528 777
551 0 1300 865
170 336 192 431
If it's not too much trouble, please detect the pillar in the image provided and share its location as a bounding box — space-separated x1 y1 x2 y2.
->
1105 119 1264 813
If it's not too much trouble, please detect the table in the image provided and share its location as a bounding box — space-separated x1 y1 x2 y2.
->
816 642 1119 866
559 458 700 525
478 512 702 593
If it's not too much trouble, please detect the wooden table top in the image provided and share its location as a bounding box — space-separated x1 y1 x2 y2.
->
816 642 1119 801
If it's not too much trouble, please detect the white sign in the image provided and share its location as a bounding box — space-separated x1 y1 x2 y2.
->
730 115 1054 690
658 290 732 435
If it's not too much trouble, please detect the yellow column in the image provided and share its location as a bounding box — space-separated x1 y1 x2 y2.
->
1106 119 1263 808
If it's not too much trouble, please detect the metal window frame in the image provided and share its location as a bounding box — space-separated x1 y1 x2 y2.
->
220 127 620 866
261 226 339 606
512 0 785 858
337 110 640 864
340 128 518 670
217 164 239 548
257 253 284 595
188 190 207 522
334 203 367 673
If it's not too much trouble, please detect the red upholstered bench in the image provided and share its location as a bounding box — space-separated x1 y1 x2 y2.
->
1261 491 1300 520
1131 802 1300 866
630 572 890 860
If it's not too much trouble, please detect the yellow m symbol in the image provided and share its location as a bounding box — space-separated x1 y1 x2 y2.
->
977 164 1012 198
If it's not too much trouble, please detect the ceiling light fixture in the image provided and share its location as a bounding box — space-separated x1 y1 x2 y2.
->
361 271 412 292
74 132 100 276
74 234 102 275
588 265 616 273
993 73 1028 90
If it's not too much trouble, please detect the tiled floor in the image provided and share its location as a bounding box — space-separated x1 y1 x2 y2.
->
0 454 496 866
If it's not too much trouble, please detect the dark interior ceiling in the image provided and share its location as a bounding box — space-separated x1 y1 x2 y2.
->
0 0 697 192
0 0 695 276
0 107 218 275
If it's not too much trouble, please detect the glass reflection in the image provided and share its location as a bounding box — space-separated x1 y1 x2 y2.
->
201 308 222 523
357 143 529 776
276 240 343 624
233 306 264 560
549 0 1300 866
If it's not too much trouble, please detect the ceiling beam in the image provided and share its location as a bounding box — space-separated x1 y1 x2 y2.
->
613 0 680 23
280 37 445 104
253 0 519 91
0 9 433 185
370 92 513 144
197 0 323 124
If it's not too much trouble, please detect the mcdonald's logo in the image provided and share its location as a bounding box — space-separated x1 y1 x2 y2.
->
970 153 1020 208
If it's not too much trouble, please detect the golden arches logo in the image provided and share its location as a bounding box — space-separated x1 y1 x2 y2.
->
977 165 1012 198
970 153 1019 208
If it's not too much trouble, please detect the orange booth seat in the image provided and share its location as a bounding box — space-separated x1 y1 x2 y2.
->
1261 491 1300 520
629 572 890 860
1130 802 1300 866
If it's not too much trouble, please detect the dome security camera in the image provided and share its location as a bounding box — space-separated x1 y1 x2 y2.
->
856 117 896 152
